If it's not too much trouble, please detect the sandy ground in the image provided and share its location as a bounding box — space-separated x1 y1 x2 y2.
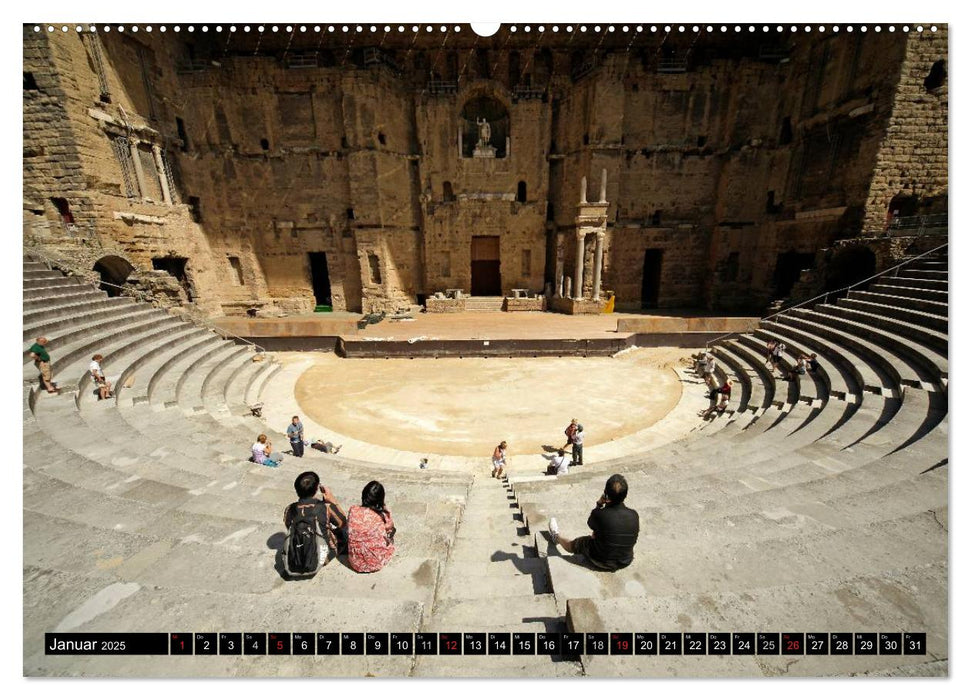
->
294 347 687 457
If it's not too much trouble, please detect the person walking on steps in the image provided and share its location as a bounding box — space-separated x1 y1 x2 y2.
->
287 415 305 457
561 418 578 451
29 337 57 394
492 440 508 479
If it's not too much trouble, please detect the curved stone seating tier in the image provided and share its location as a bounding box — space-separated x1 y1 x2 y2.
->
22 251 947 677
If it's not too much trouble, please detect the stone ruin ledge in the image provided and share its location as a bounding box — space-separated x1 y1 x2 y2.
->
503 296 547 312
425 297 466 313
550 297 608 315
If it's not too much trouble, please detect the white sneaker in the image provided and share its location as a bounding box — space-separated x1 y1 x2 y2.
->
548 517 559 539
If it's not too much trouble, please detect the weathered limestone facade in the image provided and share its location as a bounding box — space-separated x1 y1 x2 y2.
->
23 26 947 316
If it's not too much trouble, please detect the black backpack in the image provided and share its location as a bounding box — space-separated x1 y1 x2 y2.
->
283 501 326 577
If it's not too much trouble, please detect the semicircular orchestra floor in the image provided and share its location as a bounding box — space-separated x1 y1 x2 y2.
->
282 347 697 462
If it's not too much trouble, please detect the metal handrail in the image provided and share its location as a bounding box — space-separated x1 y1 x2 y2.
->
705 241 949 350
23 247 266 354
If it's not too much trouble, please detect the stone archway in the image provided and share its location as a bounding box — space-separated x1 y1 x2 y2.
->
92 255 134 297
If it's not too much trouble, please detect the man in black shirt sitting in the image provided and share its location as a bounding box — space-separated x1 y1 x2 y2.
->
548 474 639 571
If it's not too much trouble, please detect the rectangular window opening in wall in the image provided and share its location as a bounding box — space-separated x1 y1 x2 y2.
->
779 117 793 145
228 256 244 285
652 210 662 226
187 196 202 223
347 208 355 220
367 253 382 284
517 181 527 203
23 72 38 91
51 198 73 224
522 249 531 277
176 117 189 151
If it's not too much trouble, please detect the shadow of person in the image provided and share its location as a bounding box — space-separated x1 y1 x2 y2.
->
266 531 290 580
541 444 559 453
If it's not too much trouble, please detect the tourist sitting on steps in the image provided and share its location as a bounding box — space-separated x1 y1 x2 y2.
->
548 474 639 571
702 380 733 419
492 440 508 479
282 471 348 577
545 449 570 476
310 439 343 454
28 336 57 394
287 415 305 457
786 355 808 381
251 434 282 467
88 354 113 400
805 353 820 374
347 481 396 573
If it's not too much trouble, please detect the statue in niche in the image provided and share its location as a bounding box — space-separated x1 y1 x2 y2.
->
473 117 496 158
476 118 492 147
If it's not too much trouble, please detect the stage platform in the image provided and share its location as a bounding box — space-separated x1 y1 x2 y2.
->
211 310 759 356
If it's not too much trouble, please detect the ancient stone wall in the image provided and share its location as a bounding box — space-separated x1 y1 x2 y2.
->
862 29 948 230
23 27 946 318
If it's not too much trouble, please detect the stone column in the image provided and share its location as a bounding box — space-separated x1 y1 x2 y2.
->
579 176 587 203
574 232 585 300
599 168 607 203
458 125 463 157
592 232 605 301
129 140 148 199
564 276 572 299
554 232 565 297
152 145 172 205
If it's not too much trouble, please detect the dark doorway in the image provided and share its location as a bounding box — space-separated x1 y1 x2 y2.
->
152 256 194 301
641 248 663 309
308 252 333 309
825 246 876 295
471 236 502 296
773 251 816 297
93 255 134 297
51 197 74 224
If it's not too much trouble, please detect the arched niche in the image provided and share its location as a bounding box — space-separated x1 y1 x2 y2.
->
93 255 134 297
460 94 509 159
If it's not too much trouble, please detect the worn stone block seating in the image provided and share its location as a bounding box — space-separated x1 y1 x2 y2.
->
22 248 947 677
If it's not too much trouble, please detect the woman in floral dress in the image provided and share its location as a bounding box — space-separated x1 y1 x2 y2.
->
347 481 396 573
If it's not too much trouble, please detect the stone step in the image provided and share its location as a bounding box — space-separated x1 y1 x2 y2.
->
870 282 947 304
23 306 165 365
570 561 946 677
848 289 947 317
877 275 947 292
24 565 420 677
23 274 83 290
23 288 108 313
23 282 102 301
23 297 140 341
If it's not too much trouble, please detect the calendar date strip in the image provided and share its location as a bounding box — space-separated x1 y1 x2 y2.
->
46 632 928 656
